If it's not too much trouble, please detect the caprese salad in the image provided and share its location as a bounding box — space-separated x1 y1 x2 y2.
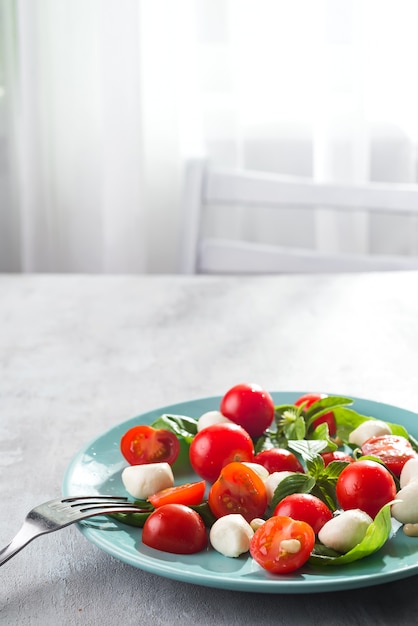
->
111 384 418 574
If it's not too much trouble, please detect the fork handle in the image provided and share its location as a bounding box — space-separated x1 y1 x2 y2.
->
0 523 44 566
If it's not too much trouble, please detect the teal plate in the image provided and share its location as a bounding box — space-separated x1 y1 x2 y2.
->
62 392 418 593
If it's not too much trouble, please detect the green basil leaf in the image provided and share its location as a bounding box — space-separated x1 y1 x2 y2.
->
190 502 217 528
271 474 316 510
305 396 353 418
151 414 198 442
288 439 329 461
309 502 393 566
332 407 376 441
306 454 325 477
323 459 350 479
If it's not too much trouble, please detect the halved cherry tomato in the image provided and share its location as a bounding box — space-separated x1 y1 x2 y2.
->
148 480 206 508
254 448 304 474
250 515 315 574
120 425 180 466
273 493 333 534
361 434 418 477
336 459 397 518
208 462 268 523
189 423 254 482
220 383 275 438
321 451 354 467
294 393 337 437
142 503 208 554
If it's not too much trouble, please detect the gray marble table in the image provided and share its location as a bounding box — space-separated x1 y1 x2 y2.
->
1 272 418 626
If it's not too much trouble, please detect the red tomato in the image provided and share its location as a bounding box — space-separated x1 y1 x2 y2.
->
120 425 180 466
254 448 304 474
336 460 397 518
320 451 354 467
189 423 254 482
142 504 207 554
273 493 333 534
294 393 336 437
148 480 206 508
361 435 418 477
220 383 275 438
250 515 315 574
208 462 268 523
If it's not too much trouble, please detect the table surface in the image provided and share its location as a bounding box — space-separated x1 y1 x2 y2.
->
1 272 418 626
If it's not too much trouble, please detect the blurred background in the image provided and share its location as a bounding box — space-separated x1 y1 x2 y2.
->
1 0 418 273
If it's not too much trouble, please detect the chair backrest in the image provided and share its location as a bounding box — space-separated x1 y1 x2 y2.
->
180 158 418 274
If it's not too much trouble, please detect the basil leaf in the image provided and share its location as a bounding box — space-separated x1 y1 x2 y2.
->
271 474 316 510
151 414 198 443
309 502 393 566
305 396 353 418
332 407 375 441
110 501 216 529
190 502 217 528
109 499 154 528
324 460 350 479
288 439 329 461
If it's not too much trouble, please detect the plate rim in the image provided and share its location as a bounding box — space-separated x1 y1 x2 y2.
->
62 391 418 594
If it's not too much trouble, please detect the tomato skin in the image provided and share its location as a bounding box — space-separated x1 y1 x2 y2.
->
120 425 180 466
321 451 354 467
142 504 208 554
208 462 268 523
250 515 315 574
361 435 418 477
294 393 337 437
336 460 397 518
273 493 333 534
189 423 255 482
254 448 304 474
220 383 275 438
148 480 206 508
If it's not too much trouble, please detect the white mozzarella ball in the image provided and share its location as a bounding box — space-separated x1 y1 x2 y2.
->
197 410 232 432
392 480 418 524
121 462 174 499
348 420 391 447
399 457 418 489
264 471 295 504
209 514 254 557
241 462 270 481
318 509 373 553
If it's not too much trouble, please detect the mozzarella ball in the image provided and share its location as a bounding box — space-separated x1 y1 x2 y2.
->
209 514 254 557
241 462 270 481
197 410 231 432
348 420 391 447
392 480 418 524
400 457 418 489
318 509 373 553
264 471 295 504
121 462 174 499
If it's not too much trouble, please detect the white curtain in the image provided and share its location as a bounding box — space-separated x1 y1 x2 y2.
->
1 0 418 273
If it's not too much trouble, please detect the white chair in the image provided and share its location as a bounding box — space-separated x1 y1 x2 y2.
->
180 158 418 274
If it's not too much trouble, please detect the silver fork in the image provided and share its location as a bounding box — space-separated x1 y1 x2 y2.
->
0 495 147 566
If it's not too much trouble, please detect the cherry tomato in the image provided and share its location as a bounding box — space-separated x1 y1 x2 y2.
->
294 393 337 437
361 435 418 477
250 515 315 574
336 459 397 518
120 425 180 466
142 503 208 554
321 451 354 467
208 462 268 523
273 493 333 534
189 423 254 482
148 480 206 508
220 383 275 438
254 448 304 474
